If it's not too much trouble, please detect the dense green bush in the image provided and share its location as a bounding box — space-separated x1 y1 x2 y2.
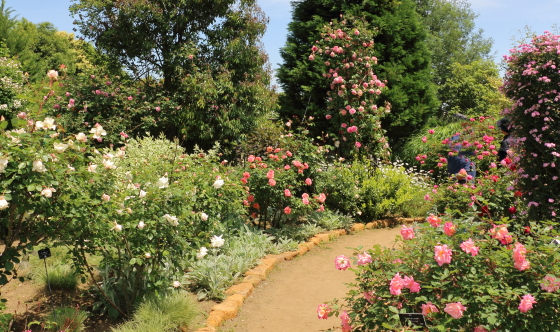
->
326 218 560 331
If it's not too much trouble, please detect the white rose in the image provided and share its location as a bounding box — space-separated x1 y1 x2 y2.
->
196 247 208 259
102 159 116 169
200 212 209 221
0 197 9 210
163 214 179 226
145 253 151 259
213 178 224 189
113 224 123 231
32 160 47 173
90 124 107 140
116 150 126 158
47 70 58 80
40 188 56 198
210 234 225 248
172 281 181 288
156 176 169 188
101 193 110 202
87 164 97 173
36 117 56 131
0 157 8 172
138 190 147 198
137 221 146 229
75 133 87 142
53 143 68 153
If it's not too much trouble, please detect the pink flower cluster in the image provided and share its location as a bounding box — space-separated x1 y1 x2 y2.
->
317 303 331 319
513 242 530 271
340 311 352 332
389 272 421 295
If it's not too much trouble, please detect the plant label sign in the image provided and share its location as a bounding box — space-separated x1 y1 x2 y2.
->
38 248 52 259
398 313 426 328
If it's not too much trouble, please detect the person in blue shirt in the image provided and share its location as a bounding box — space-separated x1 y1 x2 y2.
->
447 133 476 184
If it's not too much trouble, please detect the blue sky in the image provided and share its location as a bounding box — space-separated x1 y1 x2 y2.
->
5 0 559 82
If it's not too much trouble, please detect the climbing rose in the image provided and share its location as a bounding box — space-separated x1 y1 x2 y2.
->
284 189 292 197
41 188 56 198
335 255 351 270
269 178 276 186
0 197 9 210
305 178 313 185
400 225 414 240
518 294 537 313
317 304 331 319
284 206 292 214
200 213 209 221
434 244 452 266
444 302 466 319
421 302 439 315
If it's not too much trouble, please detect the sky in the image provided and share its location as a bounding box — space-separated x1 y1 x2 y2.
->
4 0 560 83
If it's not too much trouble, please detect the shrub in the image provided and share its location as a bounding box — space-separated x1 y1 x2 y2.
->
307 210 354 232
502 31 560 222
359 161 431 220
326 218 560 331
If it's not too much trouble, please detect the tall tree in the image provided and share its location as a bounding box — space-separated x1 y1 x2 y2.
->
70 0 277 149
415 0 494 111
277 0 439 146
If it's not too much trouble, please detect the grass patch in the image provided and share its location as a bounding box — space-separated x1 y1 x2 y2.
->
111 291 202 332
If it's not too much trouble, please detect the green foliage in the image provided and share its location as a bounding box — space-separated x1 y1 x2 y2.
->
111 291 202 332
502 31 560 222
277 0 439 147
315 160 366 216
0 301 11 332
415 0 493 104
46 306 88 332
330 219 560 331
439 60 511 117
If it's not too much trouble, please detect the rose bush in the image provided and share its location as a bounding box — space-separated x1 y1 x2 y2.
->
325 217 560 331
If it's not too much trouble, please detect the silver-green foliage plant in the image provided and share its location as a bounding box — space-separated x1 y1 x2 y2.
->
188 227 296 300
111 291 202 332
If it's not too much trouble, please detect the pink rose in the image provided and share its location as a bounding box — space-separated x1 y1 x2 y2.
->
444 302 466 319
518 294 536 313
334 255 351 271
284 206 291 214
356 252 372 266
317 303 331 319
400 225 415 240
421 302 439 315
460 238 479 257
434 244 452 266
305 178 312 185
443 222 456 236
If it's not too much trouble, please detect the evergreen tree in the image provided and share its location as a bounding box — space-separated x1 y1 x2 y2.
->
277 0 439 146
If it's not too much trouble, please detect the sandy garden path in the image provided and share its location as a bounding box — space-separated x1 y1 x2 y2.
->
219 227 402 332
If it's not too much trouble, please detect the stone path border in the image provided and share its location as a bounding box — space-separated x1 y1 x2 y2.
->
193 218 419 332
